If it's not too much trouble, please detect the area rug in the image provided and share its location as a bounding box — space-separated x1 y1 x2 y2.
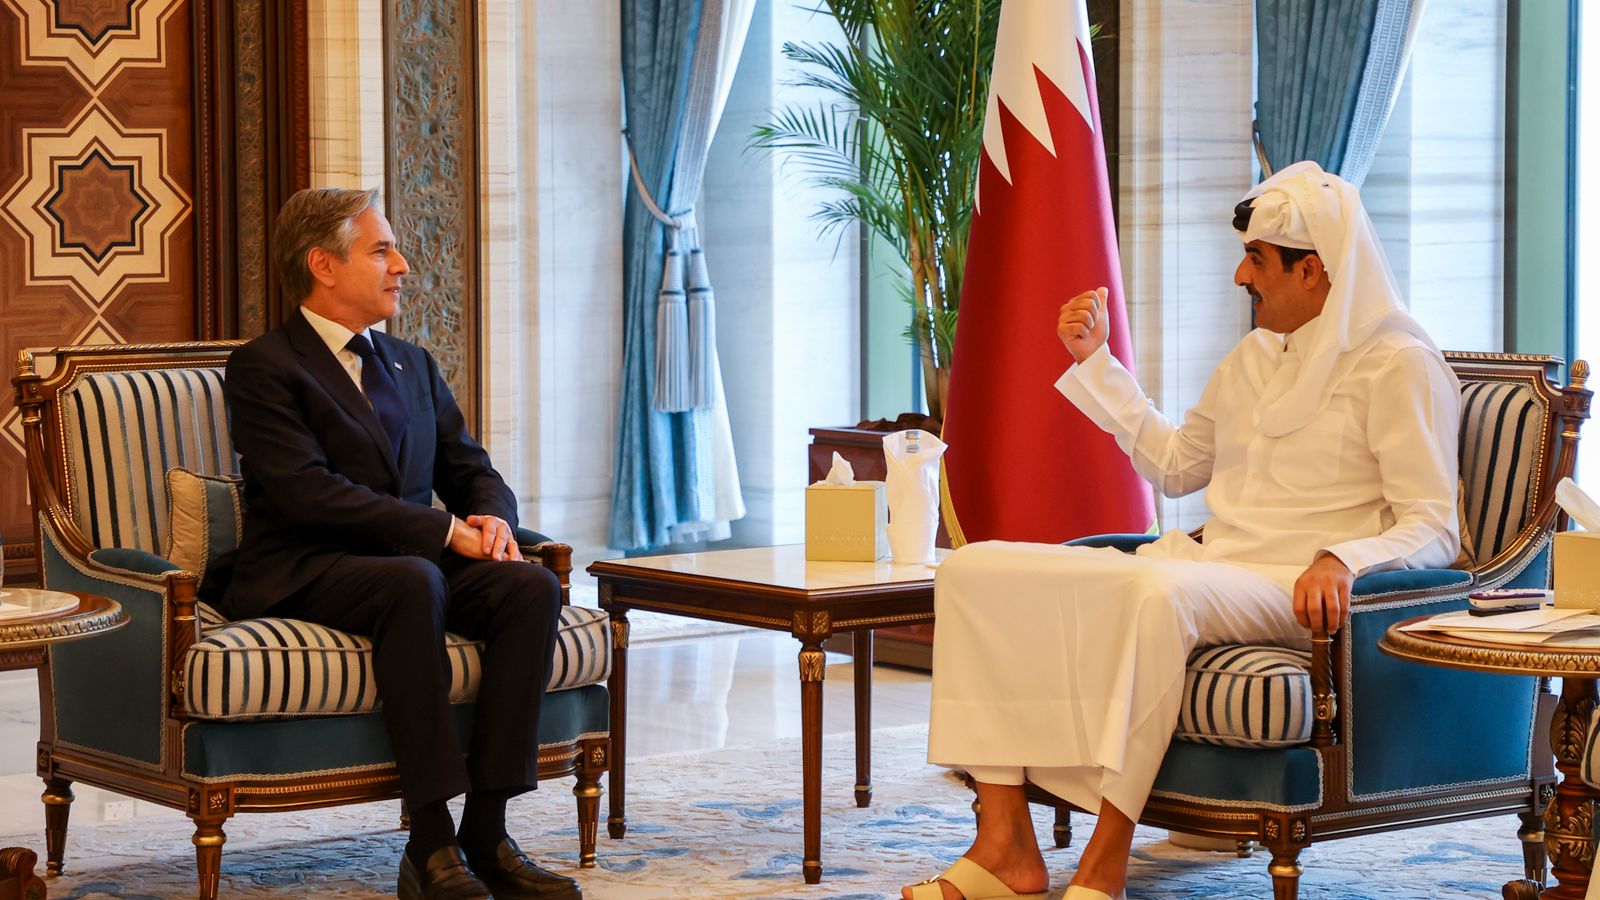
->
0 725 1533 898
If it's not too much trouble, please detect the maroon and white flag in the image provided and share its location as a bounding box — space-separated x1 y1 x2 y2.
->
941 0 1153 545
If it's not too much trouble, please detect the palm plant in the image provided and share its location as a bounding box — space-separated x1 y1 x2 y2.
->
750 0 1000 421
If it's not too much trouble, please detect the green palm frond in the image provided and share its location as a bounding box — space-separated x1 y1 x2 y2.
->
751 0 1001 367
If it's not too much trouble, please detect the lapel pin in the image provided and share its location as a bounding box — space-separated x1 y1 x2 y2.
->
394 361 403 370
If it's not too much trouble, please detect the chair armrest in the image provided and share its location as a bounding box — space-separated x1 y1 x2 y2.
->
1338 577 1539 796
1351 567 1472 600
516 528 573 602
1306 569 1472 747
89 547 183 578
36 528 196 764
1063 533 1159 552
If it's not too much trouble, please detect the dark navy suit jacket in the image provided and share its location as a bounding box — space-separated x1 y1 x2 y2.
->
220 310 517 619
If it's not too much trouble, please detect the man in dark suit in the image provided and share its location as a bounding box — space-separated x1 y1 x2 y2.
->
222 187 581 900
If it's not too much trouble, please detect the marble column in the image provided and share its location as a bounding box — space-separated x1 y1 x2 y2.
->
1118 0 1256 533
306 0 385 190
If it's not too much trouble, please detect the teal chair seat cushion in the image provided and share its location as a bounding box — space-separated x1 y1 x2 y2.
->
183 605 611 720
182 683 609 780
1153 742 1323 810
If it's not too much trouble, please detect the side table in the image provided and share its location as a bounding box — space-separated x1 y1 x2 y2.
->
589 545 942 884
0 589 128 900
1381 620 1597 900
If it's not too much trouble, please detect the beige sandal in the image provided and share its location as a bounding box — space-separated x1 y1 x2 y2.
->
903 856 1048 900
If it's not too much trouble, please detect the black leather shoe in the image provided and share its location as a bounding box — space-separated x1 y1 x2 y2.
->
464 837 582 900
398 845 493 900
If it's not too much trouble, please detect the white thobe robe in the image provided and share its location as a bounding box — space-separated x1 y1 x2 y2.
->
928 327 1460 821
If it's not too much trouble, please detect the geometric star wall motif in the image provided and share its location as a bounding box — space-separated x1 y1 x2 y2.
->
2 0 184 91
44 147 151 264
0 102 190 311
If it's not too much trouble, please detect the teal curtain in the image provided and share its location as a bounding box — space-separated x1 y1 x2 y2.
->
611 0 706 551
1255 0 1424 186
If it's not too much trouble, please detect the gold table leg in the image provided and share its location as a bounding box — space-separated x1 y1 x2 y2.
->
854 630 873 808
607 610 630 841
1509 675 1599 899
799 640 826 884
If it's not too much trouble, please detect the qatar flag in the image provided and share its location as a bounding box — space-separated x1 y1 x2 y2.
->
940 0 1154 545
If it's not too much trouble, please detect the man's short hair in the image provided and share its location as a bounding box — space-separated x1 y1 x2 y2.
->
274 188 380 302
1232 199 1318 272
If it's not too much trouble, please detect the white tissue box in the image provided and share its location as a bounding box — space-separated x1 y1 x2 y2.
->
805 481 888 562
1555 531 1600 609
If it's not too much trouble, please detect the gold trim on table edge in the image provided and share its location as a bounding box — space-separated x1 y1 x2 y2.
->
0 606 127 647
600 598 935 635
1380 628 1600 676
602 599 791 631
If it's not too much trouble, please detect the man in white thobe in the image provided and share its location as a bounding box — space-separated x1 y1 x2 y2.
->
903 162 1461 900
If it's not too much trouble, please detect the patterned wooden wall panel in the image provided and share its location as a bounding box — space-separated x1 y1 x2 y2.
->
0 0 197 573
385 0 480 428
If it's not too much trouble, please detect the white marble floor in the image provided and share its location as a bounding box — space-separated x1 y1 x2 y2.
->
0 632 933 836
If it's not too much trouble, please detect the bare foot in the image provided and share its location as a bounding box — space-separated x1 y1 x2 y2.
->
1067 856 1127 897
900 845 1049 899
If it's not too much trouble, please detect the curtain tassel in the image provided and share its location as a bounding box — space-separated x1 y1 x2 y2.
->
653 250 691 412
686 248 716 410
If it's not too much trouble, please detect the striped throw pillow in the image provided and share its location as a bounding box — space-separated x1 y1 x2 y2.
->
1175 644 1314 749
183 604 610 720
164 467 243 599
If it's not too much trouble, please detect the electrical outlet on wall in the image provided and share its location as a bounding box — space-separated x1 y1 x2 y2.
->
103 799 136 821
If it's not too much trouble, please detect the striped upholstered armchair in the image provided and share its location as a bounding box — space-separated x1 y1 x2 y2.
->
1040 351 1591 899
13 341 613 900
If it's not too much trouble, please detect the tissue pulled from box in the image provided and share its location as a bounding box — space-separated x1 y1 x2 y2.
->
1556 477 1600 532
816 451 855 486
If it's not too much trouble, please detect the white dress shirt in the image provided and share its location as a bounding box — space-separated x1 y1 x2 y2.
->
299 305 374 395
1056 328 1461 576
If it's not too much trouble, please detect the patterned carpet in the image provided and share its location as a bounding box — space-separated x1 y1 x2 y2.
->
0 724 1539 899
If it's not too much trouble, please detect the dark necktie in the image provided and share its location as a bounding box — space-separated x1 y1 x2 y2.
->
344 333 408 455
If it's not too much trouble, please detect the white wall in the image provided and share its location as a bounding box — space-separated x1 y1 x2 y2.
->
481 0 624 562
702 0 860 547
1366 0 1506 353
1119 0 1257 533
306 0 385 190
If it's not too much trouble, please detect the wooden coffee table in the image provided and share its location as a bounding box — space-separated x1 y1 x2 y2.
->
1381 617 1600 900
0 588 127 900
589 545 943 884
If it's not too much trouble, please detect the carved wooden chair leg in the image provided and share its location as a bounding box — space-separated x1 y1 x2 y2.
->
1262 815 1309 900
1516 809 1546 884
1266 845 1304 900
41 778 72 876
1053 805 1072 849
573 738 608 868
191 815 228 900
399 799 411 831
